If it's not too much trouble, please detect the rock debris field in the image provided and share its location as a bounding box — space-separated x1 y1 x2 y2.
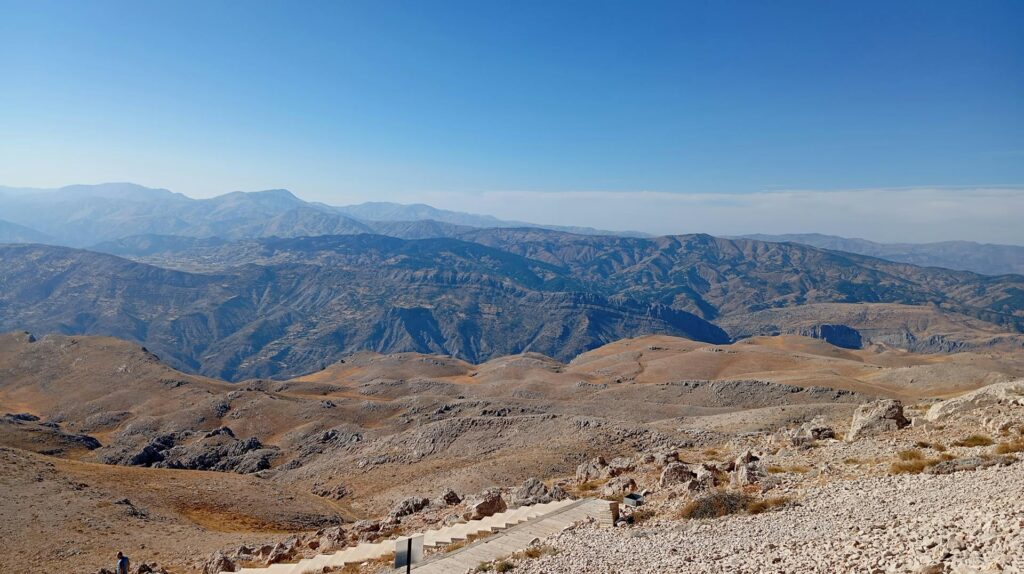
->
516 462 1024 574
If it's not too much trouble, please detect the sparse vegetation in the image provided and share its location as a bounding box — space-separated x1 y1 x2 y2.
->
914 440 947 452
898 449 924 461
954 435 994 447
678 491 755 519
631 507 657 524
476 563 494 572
747 496 791 515
767 464 811 474
890 453 955 474
994 438 1024 455
495 559 515 572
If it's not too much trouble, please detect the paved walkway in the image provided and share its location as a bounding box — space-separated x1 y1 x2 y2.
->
404 498 615 573
232 499 608 574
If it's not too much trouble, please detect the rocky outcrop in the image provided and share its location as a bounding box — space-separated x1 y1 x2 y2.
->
926 455 1017 475
660 462 696 487
435 488 462 506
463 488 507 520
797 324 863 349
602 476 637 497
790 418 836 446
576 456 608 483
847 400 910 441
926 380 1024 422
731 451 766 486
389 496 430 519
203 551 235 574
512 478 552 507
105 427 278 474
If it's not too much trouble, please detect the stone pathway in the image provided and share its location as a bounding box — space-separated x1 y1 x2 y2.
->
405 498 615 573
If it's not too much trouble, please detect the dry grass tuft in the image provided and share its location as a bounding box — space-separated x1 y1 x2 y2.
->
889 459 932 474
914 440 947 452
746 496 790 515
495 560 515 572
898 449 924 461
702 448 721 459
994 438 1024 455
889 452 953 474
566 479 607 498
954 434 994 448
767 464 811 474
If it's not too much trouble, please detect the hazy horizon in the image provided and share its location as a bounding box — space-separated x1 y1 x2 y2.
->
4 180 1024 245
2 1 1022 243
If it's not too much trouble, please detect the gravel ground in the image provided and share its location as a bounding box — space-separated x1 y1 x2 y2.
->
513 462 1024 574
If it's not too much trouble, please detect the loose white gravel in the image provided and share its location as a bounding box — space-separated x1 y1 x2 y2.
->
513 462 1024 574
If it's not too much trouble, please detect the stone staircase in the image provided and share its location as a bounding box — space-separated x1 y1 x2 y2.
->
405 498 616 573
228 498 608 574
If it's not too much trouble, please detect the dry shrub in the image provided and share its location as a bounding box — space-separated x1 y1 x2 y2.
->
889 452 952 475
495 560 515 572
476 563 493 572
843 457 862 465
445 539 470 553
995 438 1024 455
678 491 754 519
767 464 810 474
631 507 657 524
746 496 790 515
954 435 994 447
898 449 924 461
890 460 931 474
914 440 947 452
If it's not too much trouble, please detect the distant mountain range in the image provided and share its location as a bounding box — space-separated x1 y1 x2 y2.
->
0 182 641 248
2 182 1024 380
2 183 1023 276
3 231 1023 380
740 233 1024 276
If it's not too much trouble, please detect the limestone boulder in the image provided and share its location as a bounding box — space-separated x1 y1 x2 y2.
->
601 475 637 497
463 488 507 520
389 496 429 519
847 400 910 441
659 462 696 488
576 456 608 483
926 380 1024 422
511 477 551 507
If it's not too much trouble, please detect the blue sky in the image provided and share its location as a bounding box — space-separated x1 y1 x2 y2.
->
1 1 1022 240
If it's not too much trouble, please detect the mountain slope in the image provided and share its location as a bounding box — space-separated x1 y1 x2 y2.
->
458 229 1024 331
741 233 1024 276
0 241 727 379
0 219 52 243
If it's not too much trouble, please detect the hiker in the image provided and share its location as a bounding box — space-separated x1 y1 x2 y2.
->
116 551 130 574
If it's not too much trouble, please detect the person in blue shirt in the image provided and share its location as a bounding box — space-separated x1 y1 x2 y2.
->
116 551 130 574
